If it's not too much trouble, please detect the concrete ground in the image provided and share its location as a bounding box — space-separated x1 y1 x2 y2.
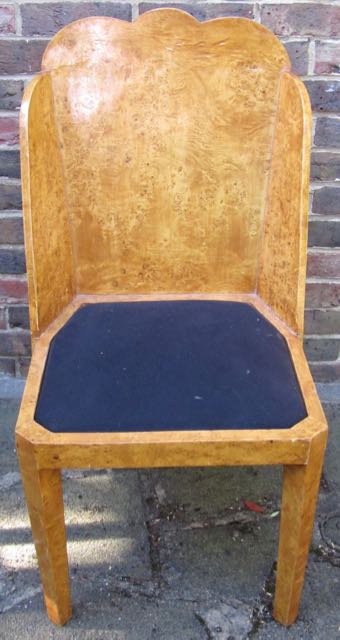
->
0 380 339 639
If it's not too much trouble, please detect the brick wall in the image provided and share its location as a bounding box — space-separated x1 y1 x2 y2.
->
0 0 339 379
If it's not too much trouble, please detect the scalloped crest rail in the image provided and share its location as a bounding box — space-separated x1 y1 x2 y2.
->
16 9 327 628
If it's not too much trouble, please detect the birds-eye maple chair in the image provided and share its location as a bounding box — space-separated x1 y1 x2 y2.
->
16 8 328 627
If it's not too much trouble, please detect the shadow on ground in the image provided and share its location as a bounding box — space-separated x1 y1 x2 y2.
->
0 385 339 639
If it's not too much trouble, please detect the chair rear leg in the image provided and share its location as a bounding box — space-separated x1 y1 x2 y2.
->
273 430 327 626
17 437 72 625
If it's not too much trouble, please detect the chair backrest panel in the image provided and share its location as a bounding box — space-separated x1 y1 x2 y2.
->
258 72 311 334
20 10 311 337
48 13 288 294
20 72 75 335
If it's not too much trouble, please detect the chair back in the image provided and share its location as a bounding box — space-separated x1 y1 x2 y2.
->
20 10 311 336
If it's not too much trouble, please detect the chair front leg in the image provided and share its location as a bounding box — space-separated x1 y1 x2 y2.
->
273 430 327 626
17 437 72 625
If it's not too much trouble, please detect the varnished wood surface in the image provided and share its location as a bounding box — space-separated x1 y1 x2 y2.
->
20 74 75 340
273 429 327 625
15 292 328 628
15 292 327 469
258 72 312 335
17 9 326 627
17 436 72 625
20 10 303 325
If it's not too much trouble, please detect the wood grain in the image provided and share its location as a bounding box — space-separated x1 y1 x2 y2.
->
274 429 327 625
20 74 75 340
16 9 326 628
28 12 290 299
257 72 312 335
16 436 72 625
15 292 326 467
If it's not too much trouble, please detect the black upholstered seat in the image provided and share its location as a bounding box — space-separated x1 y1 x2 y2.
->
35 301 307 433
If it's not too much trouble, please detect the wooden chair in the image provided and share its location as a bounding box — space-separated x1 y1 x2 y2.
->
16 9 328 627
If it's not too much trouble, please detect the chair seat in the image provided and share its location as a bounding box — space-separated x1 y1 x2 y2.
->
35 301 307 433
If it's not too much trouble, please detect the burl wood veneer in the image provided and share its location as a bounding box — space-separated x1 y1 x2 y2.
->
16 9 327 628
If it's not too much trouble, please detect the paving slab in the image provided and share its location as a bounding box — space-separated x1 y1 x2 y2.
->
0 387 339 639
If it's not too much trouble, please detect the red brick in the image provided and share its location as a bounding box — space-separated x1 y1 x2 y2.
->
0 182 22 210
283 40 309 76
0 356 15 375
305 308 340 334
0 116 19 146
261 4 340 37
312 187 340 215
8 304 29 329
307 249 340 278
0 247 26 274
311 152 340 182
0 80 24 110
304 337 340 362
139 3 254 19
0 276 27 302
21 2 132 36
308 218 340 248
0 305 6 329
314 117 340 149
315 41 340 75
0 5 15 34
0 150 20 179
305 80 340 113
306 280 340 308
0 216 24 244
310 361 340 383
0 330 31 356
0 40 47 74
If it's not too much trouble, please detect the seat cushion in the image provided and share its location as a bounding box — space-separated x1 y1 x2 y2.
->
35 301 307 433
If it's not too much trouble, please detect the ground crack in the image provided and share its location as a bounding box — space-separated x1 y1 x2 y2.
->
248 561 276 636
138 470 165 590
195 612 215 639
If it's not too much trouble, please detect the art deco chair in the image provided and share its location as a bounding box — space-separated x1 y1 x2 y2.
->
16 9 328 627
